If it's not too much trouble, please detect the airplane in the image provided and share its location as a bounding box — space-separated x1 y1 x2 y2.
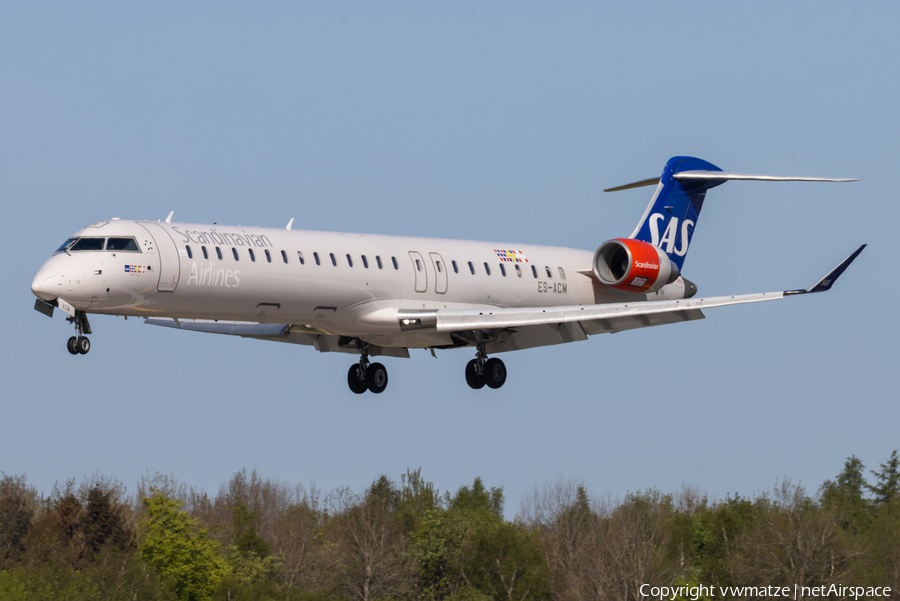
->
31 156 865 394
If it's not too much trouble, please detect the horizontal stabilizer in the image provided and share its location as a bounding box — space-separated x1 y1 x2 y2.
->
674 171 858 183
603 177 661 192
604 168 858 193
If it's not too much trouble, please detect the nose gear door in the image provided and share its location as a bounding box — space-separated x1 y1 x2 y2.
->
137 222 181 292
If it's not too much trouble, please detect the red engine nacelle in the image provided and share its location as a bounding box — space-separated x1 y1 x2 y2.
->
592 238 680 293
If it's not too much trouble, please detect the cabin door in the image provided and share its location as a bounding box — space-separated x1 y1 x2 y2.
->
408 251 428 293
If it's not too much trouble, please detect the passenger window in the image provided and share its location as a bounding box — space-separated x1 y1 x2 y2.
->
202 246 209 259
415 259 422 271
265 249 272 263
484 262 491 276
70 238 104 251
499 264 506 277
106 237 139 251
297 251 305 265
249 249 256 262
515 264 522 277
281 250 288 264
531 265 538 278
376 256 383 269
436 261 443 273
186 245 193 259
362 255 369 268
314 252 320 265
468 261 475 274
346 254 353 267
545 266 552 278
232 248 239 261
452 260 458 273
558 267 566 280
330 253 337 266
391 256 399 270
216 247 223 260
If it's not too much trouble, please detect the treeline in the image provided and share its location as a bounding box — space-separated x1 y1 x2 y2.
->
0 452 899 601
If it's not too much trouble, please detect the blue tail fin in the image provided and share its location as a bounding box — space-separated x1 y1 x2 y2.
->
629 156 725 270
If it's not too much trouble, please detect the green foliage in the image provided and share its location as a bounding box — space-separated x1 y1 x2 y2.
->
4 460 900 601
139 490 230 601
822 455 871 532
412 477 549 601
868 449 900 507
689 494 753 586
450 477 504 516
366 468 443 534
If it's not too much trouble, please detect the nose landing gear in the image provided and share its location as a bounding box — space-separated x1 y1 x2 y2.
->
65 311 92 355
465 343 506 390
347 344 389 394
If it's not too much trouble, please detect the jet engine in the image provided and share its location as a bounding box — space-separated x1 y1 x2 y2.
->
592 238 680 293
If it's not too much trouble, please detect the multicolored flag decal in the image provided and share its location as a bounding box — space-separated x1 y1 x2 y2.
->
494 249 529 263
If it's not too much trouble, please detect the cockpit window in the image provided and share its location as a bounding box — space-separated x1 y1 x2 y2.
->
106 237 140 251
70 238 105 251
54 238 77 254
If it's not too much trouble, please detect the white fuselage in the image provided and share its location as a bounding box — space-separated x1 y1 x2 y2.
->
31 219 691 349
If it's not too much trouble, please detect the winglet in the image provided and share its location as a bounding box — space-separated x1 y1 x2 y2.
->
784 244 866 296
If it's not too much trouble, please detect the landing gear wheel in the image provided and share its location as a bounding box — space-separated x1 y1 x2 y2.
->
76 336 91 355
484 358 507 389
465 359 485 389
366 362 388 394
347 365 368 394
67 336 79 355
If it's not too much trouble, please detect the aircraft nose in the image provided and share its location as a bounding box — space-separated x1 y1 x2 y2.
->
31 269 59 301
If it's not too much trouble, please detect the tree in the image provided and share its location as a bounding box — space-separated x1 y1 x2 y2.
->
583 490 676 601
333 490 413 601
822 455 870 532
868 450 900 507
0 474 35 565
728 481 852 590
139 491 230 601
79 483 133 558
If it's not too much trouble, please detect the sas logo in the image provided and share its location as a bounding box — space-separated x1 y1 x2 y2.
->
494 249 529 263
125 265 147 274
647 214 694 257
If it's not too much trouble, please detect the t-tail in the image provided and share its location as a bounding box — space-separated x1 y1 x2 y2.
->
605 156 858 271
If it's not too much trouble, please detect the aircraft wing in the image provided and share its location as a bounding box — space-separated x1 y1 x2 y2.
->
417 244 865 353
145 245 863 356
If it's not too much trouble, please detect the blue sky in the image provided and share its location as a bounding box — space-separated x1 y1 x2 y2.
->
2 2 897 510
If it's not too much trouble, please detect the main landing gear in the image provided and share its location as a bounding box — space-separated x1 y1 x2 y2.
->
347 345 389 394
65 310 92 355
465 344 506 390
